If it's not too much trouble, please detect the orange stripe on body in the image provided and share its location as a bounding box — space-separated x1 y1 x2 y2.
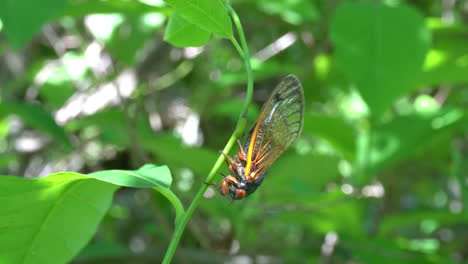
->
245 122 261 176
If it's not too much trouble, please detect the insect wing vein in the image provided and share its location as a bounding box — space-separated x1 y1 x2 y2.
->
244 75 304 177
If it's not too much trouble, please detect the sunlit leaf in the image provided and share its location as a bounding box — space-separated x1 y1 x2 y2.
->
164 0 233 38
0 173 118 264
330 2 430 119
89 164 172 188
164 12 211 47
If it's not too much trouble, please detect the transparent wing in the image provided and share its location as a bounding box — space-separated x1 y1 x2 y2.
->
244 75 304 177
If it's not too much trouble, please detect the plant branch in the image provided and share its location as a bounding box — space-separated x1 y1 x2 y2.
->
161 5 253 264
153 187 185 225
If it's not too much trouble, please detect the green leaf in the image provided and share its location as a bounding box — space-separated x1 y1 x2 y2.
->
303 112 356 161
164 12 211 47
420 22 468 85
164 0 233 38
369 108 466 174
89 165 183 222
0 0 68 49
0 173 119 264
330 2 431 119
89 164 172 188
0 102 72 149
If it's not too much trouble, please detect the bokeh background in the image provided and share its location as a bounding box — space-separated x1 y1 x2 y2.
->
1 0 468 263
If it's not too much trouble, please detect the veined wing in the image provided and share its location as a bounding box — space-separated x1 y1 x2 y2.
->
244 75 304 177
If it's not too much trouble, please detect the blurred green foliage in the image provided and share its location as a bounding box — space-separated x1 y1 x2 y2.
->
1 0 468 263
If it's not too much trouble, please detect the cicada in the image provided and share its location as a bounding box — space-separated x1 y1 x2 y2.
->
211 75 304 200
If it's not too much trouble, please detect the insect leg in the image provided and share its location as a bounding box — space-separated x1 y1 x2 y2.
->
220 150 236 165
237 139 247 157
237 152 247 161
209 175 240 196
208 182 228 196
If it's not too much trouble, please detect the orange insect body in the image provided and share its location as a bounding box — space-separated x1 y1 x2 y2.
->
211 75 305 200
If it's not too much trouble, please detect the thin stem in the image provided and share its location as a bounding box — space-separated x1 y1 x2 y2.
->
153 187 185 225
229 6 253 118
161 5 253 264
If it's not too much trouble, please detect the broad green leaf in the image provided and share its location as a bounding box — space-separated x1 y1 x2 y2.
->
0 173 119 264
0 0 68 49
303 112 356 160
164 0 233 38
89 164 172 188
89 165 182 222
0 164 177 264
330 2 430 119
164 12 211 47
0 102 72 148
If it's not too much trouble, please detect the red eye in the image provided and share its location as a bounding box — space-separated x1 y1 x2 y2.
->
236 189 246 199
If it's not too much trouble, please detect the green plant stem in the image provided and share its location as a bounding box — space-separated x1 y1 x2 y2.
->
153 187 185 224
161 6 253 264
229 6 253 118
